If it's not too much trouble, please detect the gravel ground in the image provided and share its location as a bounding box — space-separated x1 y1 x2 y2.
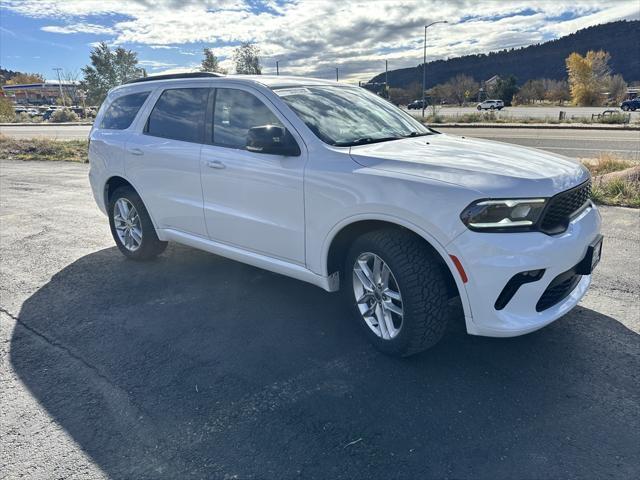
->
1 160 639 480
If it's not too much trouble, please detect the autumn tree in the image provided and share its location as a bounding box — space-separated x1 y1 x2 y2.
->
565 50 612 106
200 49 227 74
81 42 146 105
233 43 261 75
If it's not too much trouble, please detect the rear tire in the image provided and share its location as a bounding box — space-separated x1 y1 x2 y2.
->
108 186 167 261
343 229 451 357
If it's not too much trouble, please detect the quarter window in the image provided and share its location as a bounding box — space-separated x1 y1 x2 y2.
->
146 88 209 143
213 88 283 148
100 92 149 130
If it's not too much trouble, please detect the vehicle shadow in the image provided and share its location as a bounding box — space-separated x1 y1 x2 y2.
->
10 244 640 479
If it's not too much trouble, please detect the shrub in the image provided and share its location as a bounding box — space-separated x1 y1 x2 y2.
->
0 97 15 122
50 108 79 123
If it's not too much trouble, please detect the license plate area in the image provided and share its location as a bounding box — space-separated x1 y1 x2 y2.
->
576 235 603 275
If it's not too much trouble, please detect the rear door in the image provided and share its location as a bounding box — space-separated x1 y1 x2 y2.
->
199 86 306 264
124 85 210 237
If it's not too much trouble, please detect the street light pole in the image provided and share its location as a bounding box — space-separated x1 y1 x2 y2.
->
422 20 447 118
276 61 279 76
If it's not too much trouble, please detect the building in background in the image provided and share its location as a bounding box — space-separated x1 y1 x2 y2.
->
1 80 82 106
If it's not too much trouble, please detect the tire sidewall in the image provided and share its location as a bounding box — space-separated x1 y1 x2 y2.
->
108 187 163 260
343 235 435 356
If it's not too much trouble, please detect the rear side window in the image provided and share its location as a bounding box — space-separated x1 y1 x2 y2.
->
100 92 149 130
146 88 209 143
213 88 283 148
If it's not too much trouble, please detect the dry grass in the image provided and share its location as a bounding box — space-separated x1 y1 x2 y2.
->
582 154 640 208
0 135 88 163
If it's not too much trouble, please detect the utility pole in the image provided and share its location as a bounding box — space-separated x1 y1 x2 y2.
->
422 21 447 118
385 59 388 99
336 67 339 82
53 67 65 106
276 61 279 76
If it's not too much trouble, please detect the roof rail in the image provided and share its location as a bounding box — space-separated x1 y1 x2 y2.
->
125 72 224 84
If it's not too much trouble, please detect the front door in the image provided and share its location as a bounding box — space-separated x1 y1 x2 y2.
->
200 87 306 264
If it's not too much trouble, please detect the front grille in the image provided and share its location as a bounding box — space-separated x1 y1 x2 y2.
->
536 271 582 312
539 180 591 234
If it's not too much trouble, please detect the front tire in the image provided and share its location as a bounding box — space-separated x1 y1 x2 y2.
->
621 105 629 111
108 186 167 260
343 229 451 357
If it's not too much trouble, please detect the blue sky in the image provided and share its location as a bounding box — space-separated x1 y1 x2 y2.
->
1 0 638 83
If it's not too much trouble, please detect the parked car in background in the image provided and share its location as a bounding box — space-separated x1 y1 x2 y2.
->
477 99 504 110
89 73 601 357
407 99 427 110
620 98 640 111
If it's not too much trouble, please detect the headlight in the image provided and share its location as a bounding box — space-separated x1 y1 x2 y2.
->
460 198 547 231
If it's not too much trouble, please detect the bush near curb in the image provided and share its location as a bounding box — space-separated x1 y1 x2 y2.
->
51 108 79 123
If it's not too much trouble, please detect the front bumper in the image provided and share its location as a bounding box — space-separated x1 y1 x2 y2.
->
449 202 601 337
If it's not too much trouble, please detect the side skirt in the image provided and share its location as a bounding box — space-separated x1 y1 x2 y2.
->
158 228 339 292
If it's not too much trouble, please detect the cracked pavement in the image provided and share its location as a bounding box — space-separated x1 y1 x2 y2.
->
1 160 639 479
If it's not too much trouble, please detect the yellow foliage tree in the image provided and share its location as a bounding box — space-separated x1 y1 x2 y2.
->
566 50 611 106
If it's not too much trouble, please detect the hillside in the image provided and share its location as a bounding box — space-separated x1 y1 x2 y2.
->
370 20 640 89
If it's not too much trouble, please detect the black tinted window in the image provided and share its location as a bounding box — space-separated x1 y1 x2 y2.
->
213 88 283 148
146 88 209 143
100 92 149 130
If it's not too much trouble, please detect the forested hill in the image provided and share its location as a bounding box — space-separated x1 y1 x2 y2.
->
369 20 639 88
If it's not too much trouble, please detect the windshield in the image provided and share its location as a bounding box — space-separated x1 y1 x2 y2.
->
274 86 432 146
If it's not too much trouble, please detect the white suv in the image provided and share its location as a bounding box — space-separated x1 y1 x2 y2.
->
477 99 504 110
89 73 602 356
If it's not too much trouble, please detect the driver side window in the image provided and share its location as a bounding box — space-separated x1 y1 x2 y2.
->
213 88 283 149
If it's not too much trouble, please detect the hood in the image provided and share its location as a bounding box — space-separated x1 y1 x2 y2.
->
349 133 590 197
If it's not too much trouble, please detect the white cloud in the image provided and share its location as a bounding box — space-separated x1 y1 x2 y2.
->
3 0 639 82
41 23 115 35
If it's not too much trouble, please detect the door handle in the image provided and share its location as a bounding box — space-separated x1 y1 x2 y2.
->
128 148 144 156
207 160 226 169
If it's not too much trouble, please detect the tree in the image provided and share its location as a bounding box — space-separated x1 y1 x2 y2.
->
490 75 518 106
5 73 44 85
200 49 227 74
233 42 261 75
81 42 145 105
607 74 627 104
513 79 545 104
445 74 479 106
566 50 611 106
543 79 571 104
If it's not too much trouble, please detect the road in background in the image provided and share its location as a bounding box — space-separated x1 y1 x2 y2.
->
405 105 640 122
1 159 638 479
3 124 637 160
437 127 640 160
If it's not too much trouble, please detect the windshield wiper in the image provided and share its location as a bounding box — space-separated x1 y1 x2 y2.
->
401 131 432 138
335 136 401 147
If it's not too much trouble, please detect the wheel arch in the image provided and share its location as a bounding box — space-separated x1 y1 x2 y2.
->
323 216 466 305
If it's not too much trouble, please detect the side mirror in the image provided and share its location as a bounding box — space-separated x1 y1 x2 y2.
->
246 125 300 156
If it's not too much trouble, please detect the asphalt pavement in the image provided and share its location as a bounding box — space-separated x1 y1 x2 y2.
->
1 160 639 479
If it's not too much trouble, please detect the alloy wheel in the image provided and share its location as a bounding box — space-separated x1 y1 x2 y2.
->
352 252 404 340
113 198 143 252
